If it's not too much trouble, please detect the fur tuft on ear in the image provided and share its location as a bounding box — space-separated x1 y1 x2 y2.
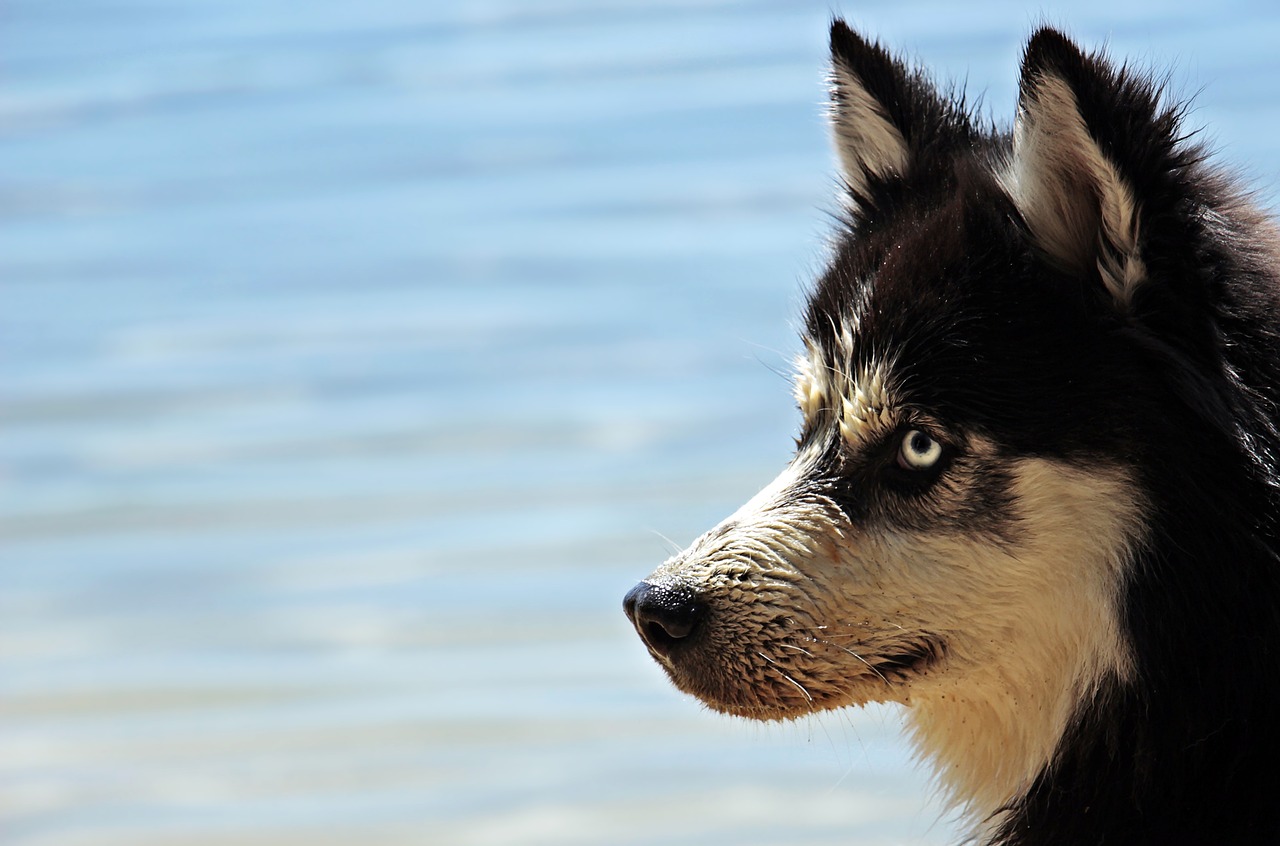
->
1005 29 1159 307
828 22 912 205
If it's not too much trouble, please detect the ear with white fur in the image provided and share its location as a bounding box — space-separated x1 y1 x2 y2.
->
1007 29 1172 307
829 21 960 214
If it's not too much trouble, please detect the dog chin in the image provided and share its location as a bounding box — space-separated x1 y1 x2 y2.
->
678 675 906 722
663 639 943 720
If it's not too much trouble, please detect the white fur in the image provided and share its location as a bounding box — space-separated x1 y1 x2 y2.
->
793 343 827 420
838 362 894 446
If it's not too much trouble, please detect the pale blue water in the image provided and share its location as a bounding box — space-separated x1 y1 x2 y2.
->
4 2 1280 844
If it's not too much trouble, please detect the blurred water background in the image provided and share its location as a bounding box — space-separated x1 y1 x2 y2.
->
4 2 1280 844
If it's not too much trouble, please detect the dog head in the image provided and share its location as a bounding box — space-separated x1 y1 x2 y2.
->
625 21 1254 811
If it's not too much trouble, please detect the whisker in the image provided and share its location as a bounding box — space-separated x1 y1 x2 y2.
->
746 348 795 383
794 633 892 687
646 528 683 556
821 639 892 686
757 651 815 705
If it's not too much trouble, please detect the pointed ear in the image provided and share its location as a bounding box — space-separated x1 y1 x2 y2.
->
828 21 956 213
1006 29 1170 307
829 22 910 203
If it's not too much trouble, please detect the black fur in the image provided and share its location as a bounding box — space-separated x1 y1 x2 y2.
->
815 23 1280 845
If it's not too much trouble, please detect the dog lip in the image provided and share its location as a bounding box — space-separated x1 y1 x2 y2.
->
870 637 944 677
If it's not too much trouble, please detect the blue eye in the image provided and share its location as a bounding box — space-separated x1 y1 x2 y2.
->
898 429 943 470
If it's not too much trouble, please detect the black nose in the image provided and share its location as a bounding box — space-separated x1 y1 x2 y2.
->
623 581 705 659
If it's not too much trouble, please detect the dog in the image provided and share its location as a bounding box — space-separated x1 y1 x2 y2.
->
624 20 1280 845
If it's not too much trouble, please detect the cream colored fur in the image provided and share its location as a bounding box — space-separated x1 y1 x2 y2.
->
904 458 1139 822
1002 74 1146 305
830 64 910 203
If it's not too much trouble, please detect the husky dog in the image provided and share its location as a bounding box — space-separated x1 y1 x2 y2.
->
623 20 1280 845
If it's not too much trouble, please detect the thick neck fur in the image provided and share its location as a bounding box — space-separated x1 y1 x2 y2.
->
900 463 1141 823
990 204 1280 845
993 478 1280 845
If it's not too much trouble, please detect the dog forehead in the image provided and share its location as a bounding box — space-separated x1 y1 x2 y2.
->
810 197 982 337
797 229 992 445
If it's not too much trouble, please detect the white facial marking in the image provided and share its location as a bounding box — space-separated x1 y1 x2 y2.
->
793 345 828 421
797 337 898 450
838 362 895 447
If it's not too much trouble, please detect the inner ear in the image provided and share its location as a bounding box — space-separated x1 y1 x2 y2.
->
1005 30 1146 306
828 24 911 204
828 21 974 221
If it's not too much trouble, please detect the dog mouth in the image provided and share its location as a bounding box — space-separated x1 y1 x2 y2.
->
634 625 949 722
740 634 947 719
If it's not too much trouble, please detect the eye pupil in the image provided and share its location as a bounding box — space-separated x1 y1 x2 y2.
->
909 432 931 454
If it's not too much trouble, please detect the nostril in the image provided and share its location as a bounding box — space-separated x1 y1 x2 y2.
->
623 580 705 657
